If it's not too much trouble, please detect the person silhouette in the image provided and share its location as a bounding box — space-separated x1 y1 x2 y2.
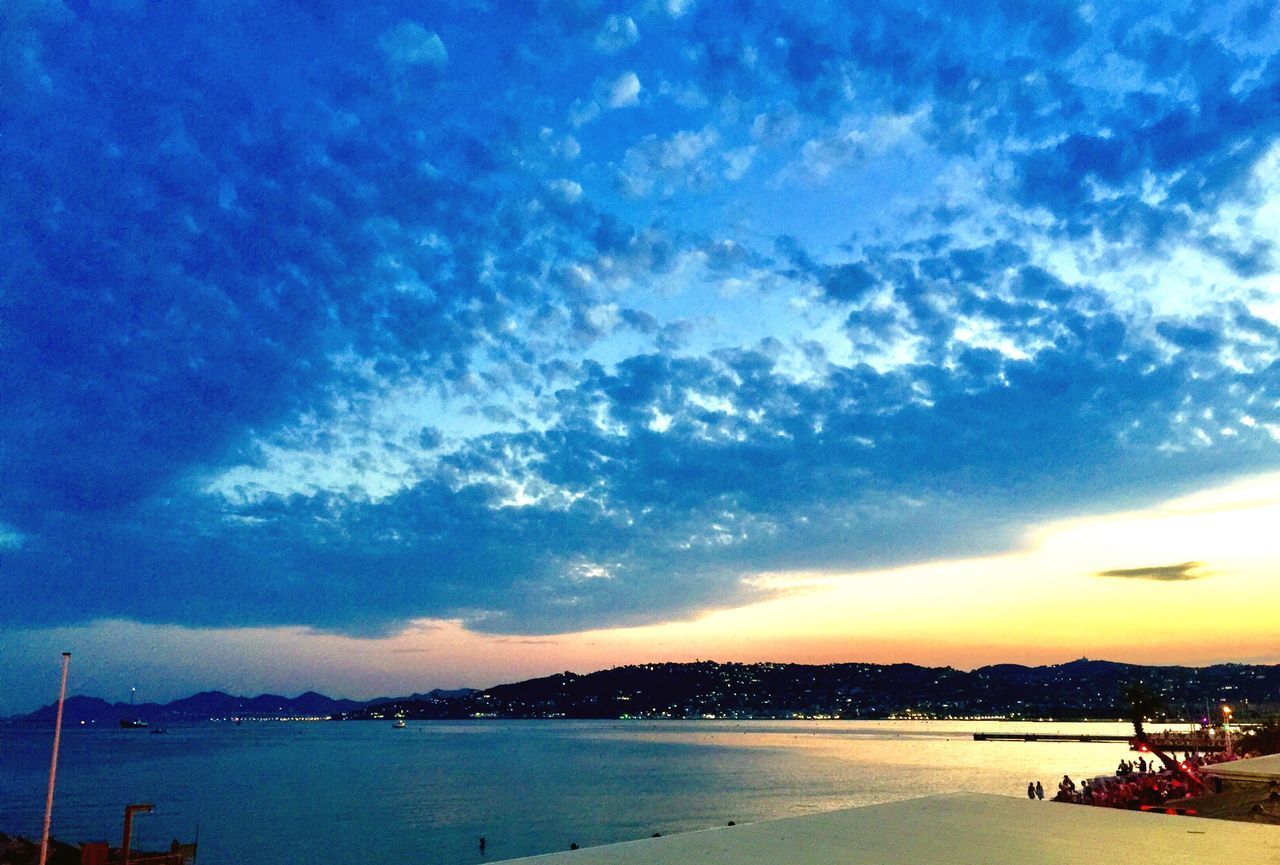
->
1035 781 1044 800
1027 782 1036 800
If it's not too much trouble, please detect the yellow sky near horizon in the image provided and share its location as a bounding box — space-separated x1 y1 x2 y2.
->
11 471 1280 710
346 469 1280 681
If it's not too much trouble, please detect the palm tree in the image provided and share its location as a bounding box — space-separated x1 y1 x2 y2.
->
1122 682 1164 741
1122 682 1190 777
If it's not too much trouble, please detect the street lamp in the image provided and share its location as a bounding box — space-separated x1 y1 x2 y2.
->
1222 705 1234 756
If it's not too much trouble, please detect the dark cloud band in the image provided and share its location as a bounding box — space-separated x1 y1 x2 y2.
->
1095 562 1206 582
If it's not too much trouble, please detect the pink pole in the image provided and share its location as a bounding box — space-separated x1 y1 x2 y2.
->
39 652 71 865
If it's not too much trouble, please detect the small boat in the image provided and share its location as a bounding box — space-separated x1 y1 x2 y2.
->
393 719 407 729
119 687 149 728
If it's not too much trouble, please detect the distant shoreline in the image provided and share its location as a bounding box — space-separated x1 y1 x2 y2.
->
8 659 1278 726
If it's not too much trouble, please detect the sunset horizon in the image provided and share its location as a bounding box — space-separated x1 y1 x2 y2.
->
5 2 1280 722
8 466 1280 715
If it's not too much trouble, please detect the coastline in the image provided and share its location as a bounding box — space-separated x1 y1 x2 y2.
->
5 719 1272 865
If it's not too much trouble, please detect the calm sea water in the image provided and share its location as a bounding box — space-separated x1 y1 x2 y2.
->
1 719 1156 864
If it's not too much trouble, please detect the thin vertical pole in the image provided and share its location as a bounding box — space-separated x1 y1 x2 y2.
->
39 652 71 865
121 807 134 865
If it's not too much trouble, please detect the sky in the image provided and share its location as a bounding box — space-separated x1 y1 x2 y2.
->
2 0 1280 714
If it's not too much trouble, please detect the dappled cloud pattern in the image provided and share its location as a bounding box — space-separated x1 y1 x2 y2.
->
2 1 1280 638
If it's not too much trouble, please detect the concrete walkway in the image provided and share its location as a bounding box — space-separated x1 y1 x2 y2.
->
496 792 1280 864
1203 752 1280 784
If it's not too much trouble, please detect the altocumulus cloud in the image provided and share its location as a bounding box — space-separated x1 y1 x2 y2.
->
380 21 448 70
2 0 1279 637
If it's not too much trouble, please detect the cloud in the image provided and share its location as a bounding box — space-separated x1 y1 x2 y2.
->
614 126 720 197
1095 562 1206 582
380 21 448 69
0 523 24 549
664 0 694 18
607 71 642 107
595 15 638 54
3 0 1279 643
11 230 1276 636
723 145 756 181
548 178 584 203
783 110 928 184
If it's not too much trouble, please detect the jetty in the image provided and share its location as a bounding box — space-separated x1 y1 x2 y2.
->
974 732 1132 743
492 792 1280 864
972 730 1226 751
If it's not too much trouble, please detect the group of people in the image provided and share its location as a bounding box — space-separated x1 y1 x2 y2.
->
1055 768 1191 808
1033 751 1243 810
1115 757 1150 775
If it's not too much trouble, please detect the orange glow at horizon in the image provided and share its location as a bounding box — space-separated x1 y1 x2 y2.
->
274 470 1280 693
23 471 1280 704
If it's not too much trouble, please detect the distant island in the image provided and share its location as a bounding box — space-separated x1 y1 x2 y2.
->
9 659 1279 725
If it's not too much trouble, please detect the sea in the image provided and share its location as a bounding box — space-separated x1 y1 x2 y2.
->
1 719 1160 864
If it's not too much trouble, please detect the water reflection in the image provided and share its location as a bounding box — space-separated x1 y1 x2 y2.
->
1 720 1167 865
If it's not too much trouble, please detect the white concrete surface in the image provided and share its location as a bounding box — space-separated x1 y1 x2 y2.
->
495 792 1280 864
1203 753 1280 784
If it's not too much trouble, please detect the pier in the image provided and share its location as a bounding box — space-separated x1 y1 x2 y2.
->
972 731 1225 751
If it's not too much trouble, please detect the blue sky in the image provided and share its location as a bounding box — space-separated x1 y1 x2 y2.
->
3 0 1280 709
